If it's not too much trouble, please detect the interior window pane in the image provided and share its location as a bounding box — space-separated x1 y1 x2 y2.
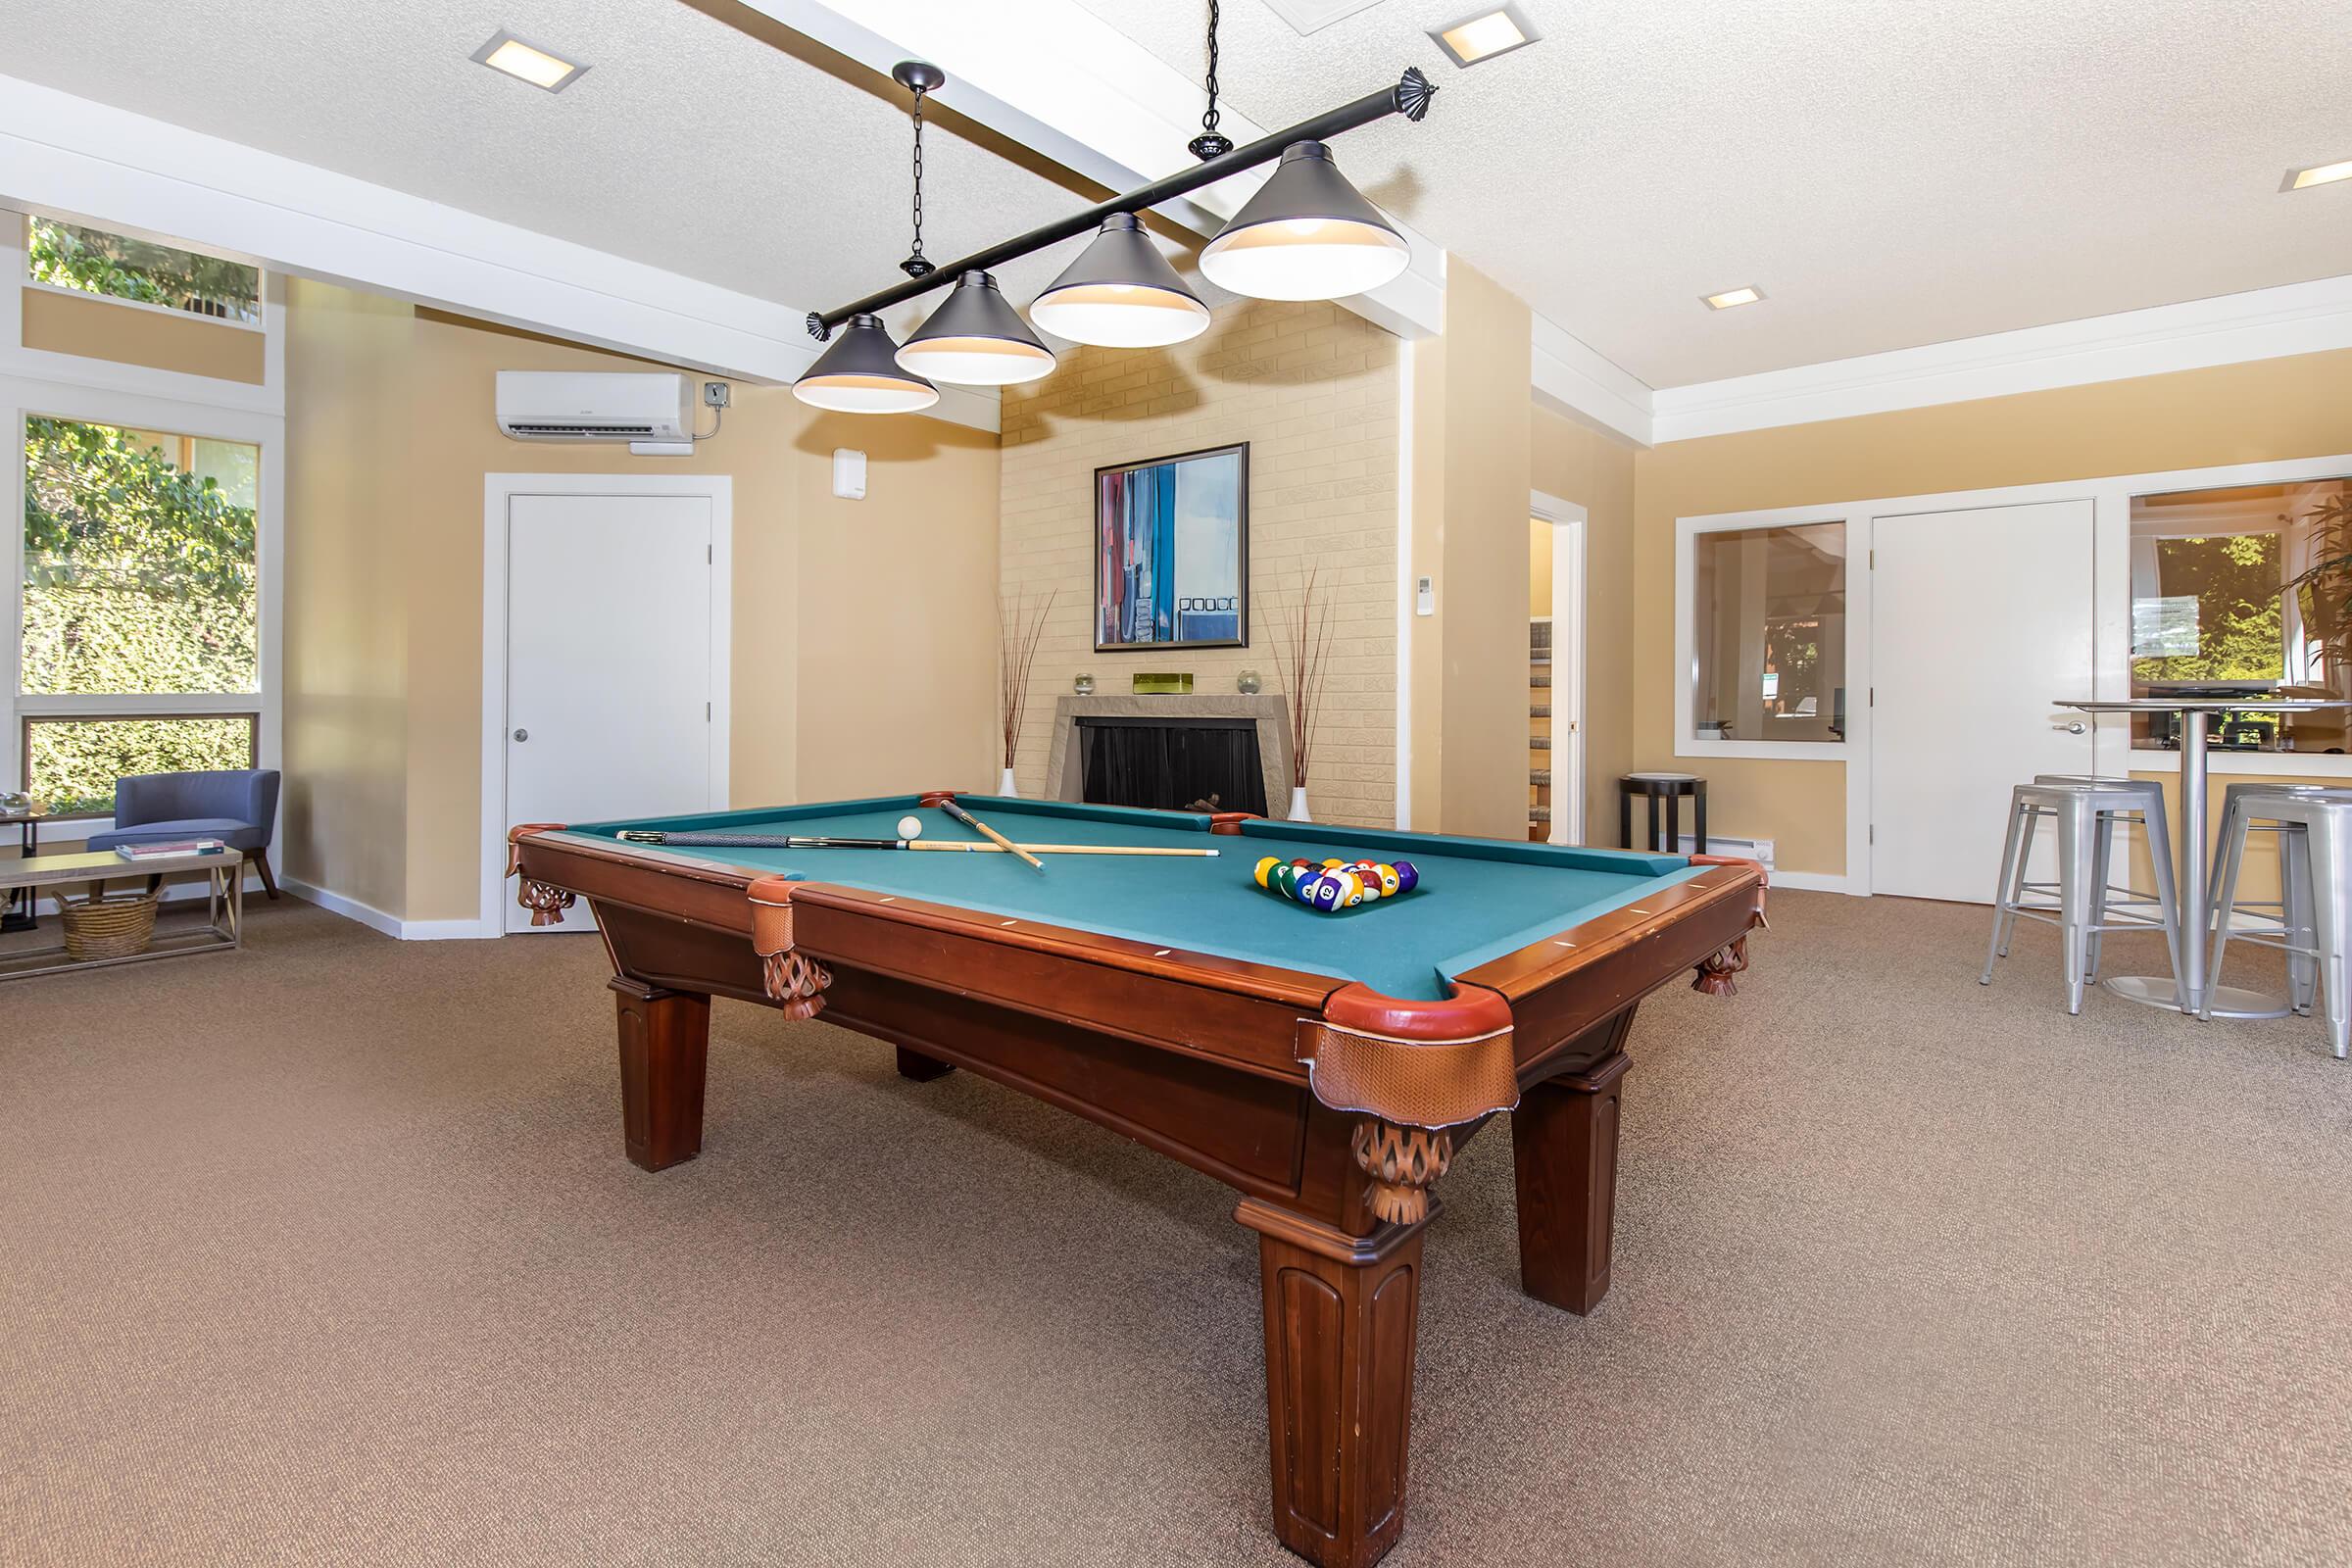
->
26 217 262 323
2129 479 2352 755
1690 522 1847 743
24 716 257 816
22 416 260 697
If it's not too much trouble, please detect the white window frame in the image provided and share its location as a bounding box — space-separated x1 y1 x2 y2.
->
477 472 734 938
1673 507 1867 763
1672 451 2352 895
3 217 284 838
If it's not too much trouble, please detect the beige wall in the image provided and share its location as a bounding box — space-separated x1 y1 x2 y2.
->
284 280 1000 922
21 285 268 383
1407 261 1533 838
1632 347 2352 875
999 299 1399 827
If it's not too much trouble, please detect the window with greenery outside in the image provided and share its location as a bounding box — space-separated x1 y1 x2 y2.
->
27 218 261 324
22 417 259 812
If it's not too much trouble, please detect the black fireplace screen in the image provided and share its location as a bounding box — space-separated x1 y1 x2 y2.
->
1077 718 1267 815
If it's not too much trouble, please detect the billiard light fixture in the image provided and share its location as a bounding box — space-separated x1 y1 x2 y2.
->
1031 215 1211 348
2283 158 2352 191
470 29 587 93
1702 285 1766 311
1427 5 1539 69
801 62 1437 408
895 271 1056 386
791 314 939 414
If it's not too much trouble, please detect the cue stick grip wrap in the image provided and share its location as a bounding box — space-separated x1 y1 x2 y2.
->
938 798 1045 871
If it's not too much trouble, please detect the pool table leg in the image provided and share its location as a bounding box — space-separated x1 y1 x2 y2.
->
1237 1199 1426 1568
1509 1050 1631 1315
895 1046 955 1082
610 977 710 1172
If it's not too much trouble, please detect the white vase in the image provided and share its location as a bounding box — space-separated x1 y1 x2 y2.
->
1288 784 1310 821
998 765 1019 798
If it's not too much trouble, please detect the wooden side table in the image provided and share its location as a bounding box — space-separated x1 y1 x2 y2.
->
1619 772 1706 855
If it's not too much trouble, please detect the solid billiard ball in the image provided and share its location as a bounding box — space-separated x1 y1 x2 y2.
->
898 815 924 840
1393 858 1419 894
1254 856 1281 888
1321 858 1346 870
1292 871 1324 905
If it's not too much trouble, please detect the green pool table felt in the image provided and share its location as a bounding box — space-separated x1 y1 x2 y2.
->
568 796 1706 1002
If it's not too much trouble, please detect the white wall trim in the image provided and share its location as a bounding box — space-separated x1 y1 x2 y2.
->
477 473 735 938
1651 271 2352 443
1393 345 1415 831
280 875 401 940
1531 315 1653 447
1531 490 1588 846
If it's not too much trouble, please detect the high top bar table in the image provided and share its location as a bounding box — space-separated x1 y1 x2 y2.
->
2056 697 2352 1019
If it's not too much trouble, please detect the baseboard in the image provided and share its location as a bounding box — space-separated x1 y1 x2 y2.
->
1771 869 1861 895
280 877 497 941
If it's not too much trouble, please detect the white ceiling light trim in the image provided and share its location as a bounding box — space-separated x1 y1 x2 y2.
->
1702 286 1765 311
469 29 587 94
1428 6 1538 69
2284 158 2352 191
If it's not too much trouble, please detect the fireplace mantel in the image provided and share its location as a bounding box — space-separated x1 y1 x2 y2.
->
1044 694 1293 813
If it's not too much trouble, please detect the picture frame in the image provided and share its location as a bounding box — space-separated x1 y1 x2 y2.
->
1094 442 1250 653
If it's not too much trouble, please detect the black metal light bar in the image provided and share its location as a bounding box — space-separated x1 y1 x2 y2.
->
808 65 1436 341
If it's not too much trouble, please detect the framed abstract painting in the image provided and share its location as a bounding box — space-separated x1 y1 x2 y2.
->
1094 442 1249 652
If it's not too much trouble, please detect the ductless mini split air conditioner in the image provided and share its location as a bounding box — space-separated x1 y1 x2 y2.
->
494 371 692 442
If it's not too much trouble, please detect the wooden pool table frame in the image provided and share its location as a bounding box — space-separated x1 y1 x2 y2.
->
509 795 1764 1568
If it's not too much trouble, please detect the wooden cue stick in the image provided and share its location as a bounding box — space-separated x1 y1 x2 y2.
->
910 841 1217 857
614 830 1217 857
936 797 1046 872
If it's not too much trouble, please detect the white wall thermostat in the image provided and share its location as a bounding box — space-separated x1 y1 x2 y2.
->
1415 575 1435 616
832 448 867 501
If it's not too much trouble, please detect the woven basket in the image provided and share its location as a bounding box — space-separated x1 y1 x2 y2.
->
61 891 160 961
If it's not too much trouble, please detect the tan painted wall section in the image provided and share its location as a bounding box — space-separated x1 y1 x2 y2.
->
21 285 268 383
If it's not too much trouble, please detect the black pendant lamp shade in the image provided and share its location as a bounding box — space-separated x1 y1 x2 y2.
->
895 270 1056 386
791 313 939 414
1030 214 1211 349
1199 140 1410 302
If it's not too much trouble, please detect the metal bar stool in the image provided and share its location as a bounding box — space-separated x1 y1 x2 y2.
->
1982 778 2181 1013
2206 787 2352 1056
2206 783 2342 1017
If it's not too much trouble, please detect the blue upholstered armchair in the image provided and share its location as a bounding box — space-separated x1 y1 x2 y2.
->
85 769 281 899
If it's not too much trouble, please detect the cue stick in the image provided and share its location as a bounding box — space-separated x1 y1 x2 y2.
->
936 797 1046 872
613 830 1218 857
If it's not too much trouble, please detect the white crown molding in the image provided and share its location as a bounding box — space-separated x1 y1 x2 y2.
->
1649 272 2352 444
1531 312 1654 446
0 74 1002 436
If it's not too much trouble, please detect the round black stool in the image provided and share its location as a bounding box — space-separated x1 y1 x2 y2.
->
1619 772 1706 855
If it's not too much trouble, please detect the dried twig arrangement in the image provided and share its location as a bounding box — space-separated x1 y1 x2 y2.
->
1270 566 1336 789
999 589 1057 769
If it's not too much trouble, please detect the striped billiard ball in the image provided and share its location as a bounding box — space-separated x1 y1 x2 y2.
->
1306 876 1348 912
1371 863 1401 897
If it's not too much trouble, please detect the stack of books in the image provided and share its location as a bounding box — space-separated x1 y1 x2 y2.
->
113 839 227 861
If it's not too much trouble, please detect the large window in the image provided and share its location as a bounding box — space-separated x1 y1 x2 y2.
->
1689 521 1848 744
26 218 262 325
19 416 261 813
2130 479 2352 754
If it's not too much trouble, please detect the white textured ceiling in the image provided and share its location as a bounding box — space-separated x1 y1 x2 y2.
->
8 0 2351 390
0 0 1097 339
1076 0 2352 385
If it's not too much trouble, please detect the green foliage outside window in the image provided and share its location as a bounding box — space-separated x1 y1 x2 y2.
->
27 218 260 323
2132 533 2286 684
21 416 259 811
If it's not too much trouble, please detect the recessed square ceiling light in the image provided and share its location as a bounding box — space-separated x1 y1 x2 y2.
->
2283 158 2352 191
1429 4 1539 68
1702 286 1765 311
471 29 587 93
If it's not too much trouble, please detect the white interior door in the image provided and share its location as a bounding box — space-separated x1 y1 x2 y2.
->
504 492 714 932
1549 517 1587 845
1871 500 2095 902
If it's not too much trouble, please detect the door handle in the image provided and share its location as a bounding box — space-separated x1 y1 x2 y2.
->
2053 720 2086 734
512 728 529 742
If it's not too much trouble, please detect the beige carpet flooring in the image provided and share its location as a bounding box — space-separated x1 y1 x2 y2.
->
4 891 2350 1566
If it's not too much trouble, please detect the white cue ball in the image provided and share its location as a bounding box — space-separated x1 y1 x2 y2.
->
897 815 925 840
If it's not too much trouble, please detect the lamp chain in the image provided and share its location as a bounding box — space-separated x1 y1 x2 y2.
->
1189 0 1234 161
902 84 934 279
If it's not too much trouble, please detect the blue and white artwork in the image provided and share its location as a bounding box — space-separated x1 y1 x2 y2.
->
1095 444 1248 651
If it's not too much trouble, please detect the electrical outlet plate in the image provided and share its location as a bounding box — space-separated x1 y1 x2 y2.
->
1259 0 1388 35
703 381 730 408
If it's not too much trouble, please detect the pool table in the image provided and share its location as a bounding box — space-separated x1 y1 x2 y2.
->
509 793 1764 1568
